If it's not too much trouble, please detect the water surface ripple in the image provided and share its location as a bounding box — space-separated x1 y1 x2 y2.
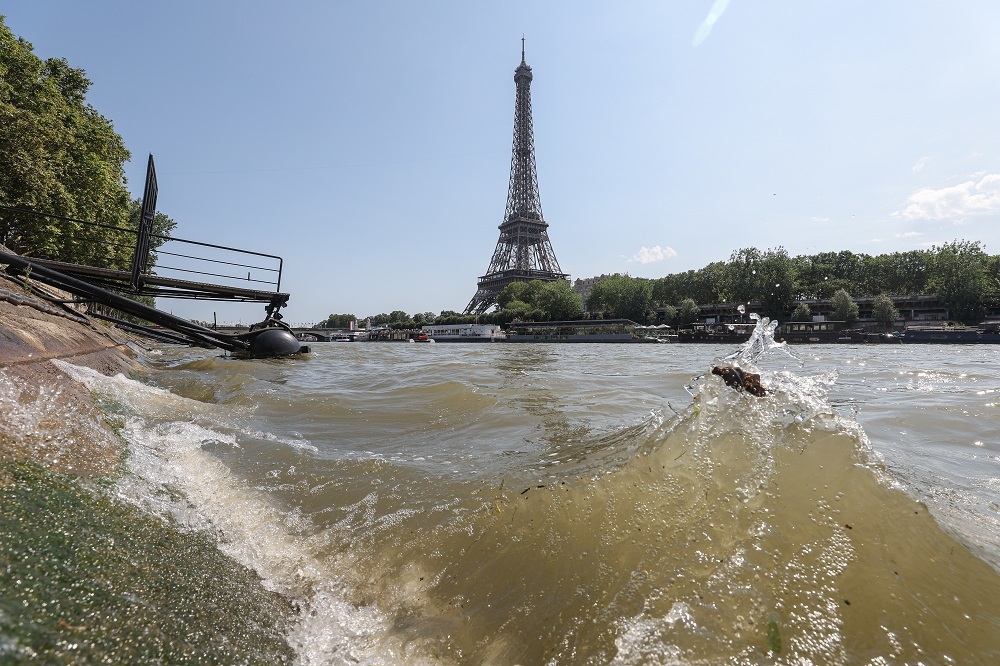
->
33 341 1000 663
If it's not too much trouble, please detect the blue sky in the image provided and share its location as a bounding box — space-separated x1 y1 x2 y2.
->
6 1 1000 325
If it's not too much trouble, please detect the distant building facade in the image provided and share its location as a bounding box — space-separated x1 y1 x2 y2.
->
573 274 612 310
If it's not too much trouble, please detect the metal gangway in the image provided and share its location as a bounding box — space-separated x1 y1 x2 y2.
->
0 155 305 357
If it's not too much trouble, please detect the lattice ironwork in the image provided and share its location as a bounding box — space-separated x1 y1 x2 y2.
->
465 40 567 315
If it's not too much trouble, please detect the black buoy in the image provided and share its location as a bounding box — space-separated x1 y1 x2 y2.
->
248 327 304 357
232 320 309 359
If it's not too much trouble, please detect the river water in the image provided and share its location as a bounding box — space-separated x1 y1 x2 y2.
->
6 327 1000 664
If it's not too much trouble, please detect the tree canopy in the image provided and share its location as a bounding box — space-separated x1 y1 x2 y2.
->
586 274 652 322
830 289 860 326
927 240 993 324
791 302 812 322
0 17 166 271
364 240 1000 329
646 243 999 324
872 294 899 330
317 314 357 329
498 279 582 322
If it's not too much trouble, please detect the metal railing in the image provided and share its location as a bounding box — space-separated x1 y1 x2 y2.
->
0 203 284 303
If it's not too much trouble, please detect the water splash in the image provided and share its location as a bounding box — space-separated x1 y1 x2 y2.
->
50 360 395 665
719 312 788 367
684 311 795 398
0 367 120 476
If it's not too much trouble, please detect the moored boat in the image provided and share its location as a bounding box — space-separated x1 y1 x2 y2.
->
776 321 867 344
902 321 1000 343
676 323 755 344
776 321 904 344
422 323 505 342
504 319 658 343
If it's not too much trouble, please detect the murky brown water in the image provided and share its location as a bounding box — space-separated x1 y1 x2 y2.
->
9 336 999 664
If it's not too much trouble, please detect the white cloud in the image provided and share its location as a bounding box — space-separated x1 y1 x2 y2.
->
892 173 1000 221
630 245 677 264
912 156 930 173
895 231 923 238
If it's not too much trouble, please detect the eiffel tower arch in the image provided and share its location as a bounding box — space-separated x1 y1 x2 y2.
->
464 40 568 315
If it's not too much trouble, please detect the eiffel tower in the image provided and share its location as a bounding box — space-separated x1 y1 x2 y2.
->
464 39 567 315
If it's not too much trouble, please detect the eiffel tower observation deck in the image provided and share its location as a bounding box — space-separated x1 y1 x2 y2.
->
464 40 568 315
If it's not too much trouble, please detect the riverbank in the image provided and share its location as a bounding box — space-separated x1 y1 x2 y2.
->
0 274 295 663
0 272 142 477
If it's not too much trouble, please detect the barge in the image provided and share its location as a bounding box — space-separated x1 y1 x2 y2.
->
504 319 658 343
422 323 505 342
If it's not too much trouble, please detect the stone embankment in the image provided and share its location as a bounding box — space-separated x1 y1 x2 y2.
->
0 271 144 478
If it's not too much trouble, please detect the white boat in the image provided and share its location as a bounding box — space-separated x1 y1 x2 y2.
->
422 324 506 342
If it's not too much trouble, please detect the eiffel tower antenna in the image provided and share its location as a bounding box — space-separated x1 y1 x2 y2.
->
464 39 568 315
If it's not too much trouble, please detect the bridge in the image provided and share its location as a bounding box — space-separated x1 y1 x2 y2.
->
212 327 434 342
290 328 359 342
213 327 360 342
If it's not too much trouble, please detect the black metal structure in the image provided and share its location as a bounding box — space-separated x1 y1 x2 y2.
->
0 155 306 358
465 39 568 315
0 162 286 312
0 249 305 358
131 153 158 288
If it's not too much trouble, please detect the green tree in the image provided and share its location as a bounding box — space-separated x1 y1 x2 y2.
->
722 247 795 319
656 304 677 326
871 294 899 330
988 255 1000 296
0 19 136 268
319 314 356 328
503 299 534 320
678 298 699 324
830 289 859 326
791 302 812 321
650 276 672 306
757 247 797 320
497 281 541 311
586 274 652 322
496 279 580 321
726 247 765 304
795 252 839 300
435 310 476 326
696 261 731 304
927 240 992 324
536 280 583 320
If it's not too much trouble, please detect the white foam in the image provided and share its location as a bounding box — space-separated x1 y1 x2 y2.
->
0 366 115 471
51 359 394 664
